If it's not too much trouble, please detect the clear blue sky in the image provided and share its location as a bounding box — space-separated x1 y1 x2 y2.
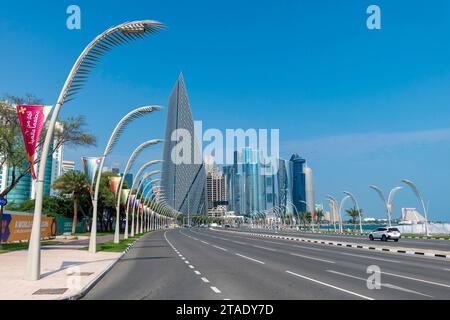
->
1 1 450 221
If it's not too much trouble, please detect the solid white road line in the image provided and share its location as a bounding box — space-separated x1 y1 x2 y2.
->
326 270 433 298
213 245 228 252
235 253 265 265
201 277 210 283
381 271 450 289
290 253 335 264
285 270 374 300
211 286 221 293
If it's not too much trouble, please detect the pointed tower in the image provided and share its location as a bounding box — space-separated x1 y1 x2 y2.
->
161 74 206 215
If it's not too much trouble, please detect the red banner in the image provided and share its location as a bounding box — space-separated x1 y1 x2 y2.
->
16 105 52 179
109 176 121 195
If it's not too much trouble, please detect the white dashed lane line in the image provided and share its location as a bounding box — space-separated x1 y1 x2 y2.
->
235 253 265 265
212 245 228 252
165 231 225 298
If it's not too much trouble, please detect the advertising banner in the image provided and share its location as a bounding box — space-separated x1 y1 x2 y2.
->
81 157 101 187
129 194 136 207
109 176 121 195
121 189 130 206
1 214 56 243
55 216 85 235
16 105 52 179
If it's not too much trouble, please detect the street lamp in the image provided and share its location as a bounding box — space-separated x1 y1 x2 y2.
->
402 179 430 236
89 106 160 253
124 160 162 239
131 171 160 235
326 198 337 232
369 185 402 227
342 191 363 233
26 20 165 281
114 139 162 243
138 178 160 233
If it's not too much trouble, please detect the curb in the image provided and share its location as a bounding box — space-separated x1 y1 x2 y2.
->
216 229 450 260
255 229 450 241
63 239 139 300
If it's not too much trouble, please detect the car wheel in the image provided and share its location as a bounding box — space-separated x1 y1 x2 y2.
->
369 235 374 241
382 235 387 242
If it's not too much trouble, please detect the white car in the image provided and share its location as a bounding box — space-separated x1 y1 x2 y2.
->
369 227 401 242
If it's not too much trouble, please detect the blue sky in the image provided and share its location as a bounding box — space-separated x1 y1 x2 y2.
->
1 0 450 221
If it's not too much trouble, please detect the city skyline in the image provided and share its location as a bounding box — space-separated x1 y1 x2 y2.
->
1 1 449 221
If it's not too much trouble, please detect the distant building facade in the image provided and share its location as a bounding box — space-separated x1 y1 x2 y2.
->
61 160 75 174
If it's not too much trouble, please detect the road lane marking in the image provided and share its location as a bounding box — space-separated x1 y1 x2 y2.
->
201 240 209 245
285 270 374 300
290 253 335 264
185 261 189 264
194 271 201 275
213 245 228 251
381 271 450 288
181 257 185 260
211 286 221 293
235 253 265 264
201 277 210 283
326 270 433 298
189 265 194 269
232 240 248 245
252 245 278 252
337 252 402 264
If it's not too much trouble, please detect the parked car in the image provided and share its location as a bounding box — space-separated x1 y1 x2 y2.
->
369 227 401 242
209 223 218 227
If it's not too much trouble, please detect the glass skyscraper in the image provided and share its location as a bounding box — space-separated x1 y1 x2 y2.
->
161 74 206 215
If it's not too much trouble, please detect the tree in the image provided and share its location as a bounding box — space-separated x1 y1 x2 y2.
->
315 208 325 228
346 207 363 232
52 172 90 234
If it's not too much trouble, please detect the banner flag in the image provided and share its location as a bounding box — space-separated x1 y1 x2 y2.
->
129 194 136 207
16 105 52 180
109 176 121 195
81 157 101 187
121 189 130 206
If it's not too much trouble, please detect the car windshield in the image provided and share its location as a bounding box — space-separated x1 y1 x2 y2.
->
389 228 400 232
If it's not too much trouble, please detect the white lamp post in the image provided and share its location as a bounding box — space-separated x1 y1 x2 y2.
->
113 139 162 243
402 179 430 236
131 171 160 235
25 20 165 281
299 200 315 231
343 191 363 233
124 160 162 238
369 185 402 227
88 106 160 253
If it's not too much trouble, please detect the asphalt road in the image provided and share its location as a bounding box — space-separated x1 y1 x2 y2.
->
84 228 450 300
238 227 450 252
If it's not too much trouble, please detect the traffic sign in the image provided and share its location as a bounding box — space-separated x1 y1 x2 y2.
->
0 197 7 206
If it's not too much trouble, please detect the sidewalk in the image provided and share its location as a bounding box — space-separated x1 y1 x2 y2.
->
0 245 121 300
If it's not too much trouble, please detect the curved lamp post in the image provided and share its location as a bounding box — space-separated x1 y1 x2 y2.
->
369 185 402 227
26 20 165 281
124 160 162 238
137 178 160 234
114 139 162 243
131 170 160 235
342 191 363 233
402 179 429 236
338 195 351 233
88 106 160 253
286 200 300 226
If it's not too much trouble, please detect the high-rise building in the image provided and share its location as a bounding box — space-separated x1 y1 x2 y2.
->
111 161 120 175
61 160 76 174
205 156 227 216
290 154 306 213
304 165 315 216
161 73 206 215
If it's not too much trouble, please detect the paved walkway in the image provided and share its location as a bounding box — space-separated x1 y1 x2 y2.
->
0 246 121 300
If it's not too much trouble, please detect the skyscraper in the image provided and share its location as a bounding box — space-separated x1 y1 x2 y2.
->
205 156 228 216
161 74 206 215
290 154 306 213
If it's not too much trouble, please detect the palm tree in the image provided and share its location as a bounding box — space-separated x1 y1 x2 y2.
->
346 207 363 232
315 208 325 228
52 171 90 235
